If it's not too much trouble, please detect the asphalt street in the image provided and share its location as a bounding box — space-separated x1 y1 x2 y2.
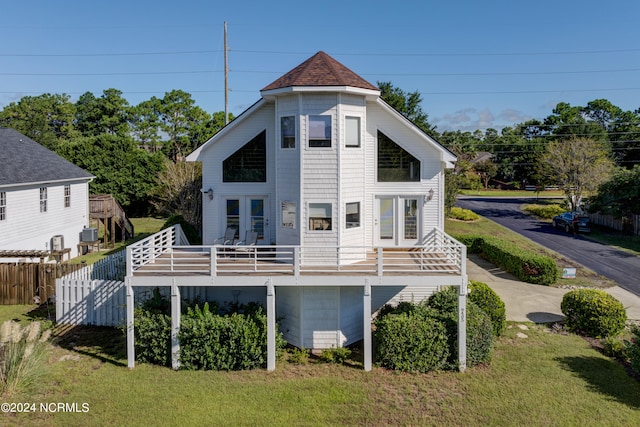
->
456 196 640 296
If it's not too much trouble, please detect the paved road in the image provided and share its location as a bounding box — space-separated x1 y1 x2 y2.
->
456 196 640 296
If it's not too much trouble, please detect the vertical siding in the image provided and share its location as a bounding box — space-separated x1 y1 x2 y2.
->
276 286 302 348
339 286 363 346
302 287 340 349
0 181 89 257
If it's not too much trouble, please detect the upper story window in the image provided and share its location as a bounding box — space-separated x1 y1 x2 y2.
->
223 130 266 182
308 115 331 148
377 131 420 182
345 116 361 147
345 202 360 228
40 187 48 213
309 203 332 231
281 116 296 149
64 185 71 208
0 192 6 221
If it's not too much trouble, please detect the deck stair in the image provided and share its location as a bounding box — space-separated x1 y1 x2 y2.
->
89 194 134 248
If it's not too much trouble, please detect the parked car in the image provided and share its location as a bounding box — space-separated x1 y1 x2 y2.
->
552 212 591 234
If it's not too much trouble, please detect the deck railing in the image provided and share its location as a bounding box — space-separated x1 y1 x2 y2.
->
126 226 466 277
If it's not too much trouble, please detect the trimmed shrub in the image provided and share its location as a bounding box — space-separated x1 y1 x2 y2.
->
133 297 286 370
469 280 506 336
453 234 558 285
428 287 494 368
134 309 172 366
449 207 480 221
375 311 449 373
561 289 627 338
522 204 565 220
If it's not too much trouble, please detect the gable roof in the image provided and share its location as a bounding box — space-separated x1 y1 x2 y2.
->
0 128 94 187
261 51 378 92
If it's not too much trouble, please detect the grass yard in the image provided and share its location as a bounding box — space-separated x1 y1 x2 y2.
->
1 304 639 426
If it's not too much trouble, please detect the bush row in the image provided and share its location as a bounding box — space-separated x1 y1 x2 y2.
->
454 234 558 285
375 285 503 372
133 297 286 370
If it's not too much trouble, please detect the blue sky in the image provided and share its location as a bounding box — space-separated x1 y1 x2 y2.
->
2 0 639 132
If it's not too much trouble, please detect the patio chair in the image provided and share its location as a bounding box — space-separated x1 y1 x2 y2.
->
232 231 259 258
214 227 238 245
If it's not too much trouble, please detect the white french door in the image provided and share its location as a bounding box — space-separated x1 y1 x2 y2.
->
374 196 420 246
224 196 270 244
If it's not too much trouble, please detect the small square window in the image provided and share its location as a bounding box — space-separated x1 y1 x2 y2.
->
309 115 331 148
281 116 296 148
309 203 332 231
346 202 360 228
345 116 360 147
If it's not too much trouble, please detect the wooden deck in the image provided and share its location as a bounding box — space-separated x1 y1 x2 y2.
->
125 225 467 286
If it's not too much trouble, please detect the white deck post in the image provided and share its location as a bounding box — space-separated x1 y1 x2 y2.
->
171 281 181 370
458 276 468 372
363 279 372 372
126 279 135 369
266 278 276 371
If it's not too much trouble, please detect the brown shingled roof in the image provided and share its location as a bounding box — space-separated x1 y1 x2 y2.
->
261 51 378 92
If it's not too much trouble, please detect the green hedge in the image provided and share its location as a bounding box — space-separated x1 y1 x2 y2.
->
375 310 450 372
454 234 558 285
133 297 286 370
469 280 506 336
561 289 627 338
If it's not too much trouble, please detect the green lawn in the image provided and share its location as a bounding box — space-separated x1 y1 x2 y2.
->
1 304 639 426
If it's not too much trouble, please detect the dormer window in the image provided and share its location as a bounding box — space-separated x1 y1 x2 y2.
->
308 115 331 148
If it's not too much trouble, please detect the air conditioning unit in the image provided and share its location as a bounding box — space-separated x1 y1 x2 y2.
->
81 227 98 242
52 235 64 251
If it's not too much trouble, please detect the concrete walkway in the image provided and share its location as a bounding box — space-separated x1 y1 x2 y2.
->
467 255 640 323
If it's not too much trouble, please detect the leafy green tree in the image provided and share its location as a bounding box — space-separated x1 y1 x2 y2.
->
378 81 437 138
56 134 164 214
537 137 614 211
590 165 640 216
0 93 78 150
129 98 164 152
75 89 131 137
474 159 498 189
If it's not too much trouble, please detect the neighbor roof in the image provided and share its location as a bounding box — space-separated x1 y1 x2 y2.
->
261 51 378 92
0 128 94 187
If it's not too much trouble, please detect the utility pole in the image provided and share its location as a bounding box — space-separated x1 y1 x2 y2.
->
224 21 229 125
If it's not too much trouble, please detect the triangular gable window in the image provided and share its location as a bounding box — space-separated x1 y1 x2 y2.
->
377 131 420 182
223 131 266 182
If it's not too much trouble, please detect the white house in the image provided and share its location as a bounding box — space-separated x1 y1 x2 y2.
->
0 128 94 261
125 52 468 371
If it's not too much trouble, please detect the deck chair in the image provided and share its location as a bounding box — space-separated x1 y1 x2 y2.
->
214 227 238 245
232 231 259 258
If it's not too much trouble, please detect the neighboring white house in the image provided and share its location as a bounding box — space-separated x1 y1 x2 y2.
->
0 128 94 261
125 52 468 371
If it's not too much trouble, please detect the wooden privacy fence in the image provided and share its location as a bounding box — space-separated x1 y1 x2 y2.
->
0 263 84 305
589 213 640 236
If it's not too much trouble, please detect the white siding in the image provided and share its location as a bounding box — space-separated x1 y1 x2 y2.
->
302 287 340 349
339 286 363 346
0 181 89 257
277 286 302 347
200 104 276 245
372 285 441 313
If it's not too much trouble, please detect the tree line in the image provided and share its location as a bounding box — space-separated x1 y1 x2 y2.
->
2 85 639 225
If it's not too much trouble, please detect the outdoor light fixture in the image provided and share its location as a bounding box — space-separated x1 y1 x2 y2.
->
201 188 214 200
424 188 434 204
